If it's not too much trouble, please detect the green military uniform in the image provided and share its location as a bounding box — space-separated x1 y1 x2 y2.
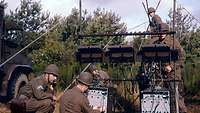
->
95 70 112 87
150 15 162 32
148 7 163 32
60 86 100 113
60 72 101 113
87 64 112 87
149 35 187 112
19 76 55 113
149 35 185 71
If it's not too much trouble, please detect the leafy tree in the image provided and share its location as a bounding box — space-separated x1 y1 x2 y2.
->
168 5 200 95
188 28 200 56
10 0 49 32
31 36 65 66
8 0 49 50
0 0 7 8
167 5 197 55
168 6 194 41
83 8 127 45
30 7 128 89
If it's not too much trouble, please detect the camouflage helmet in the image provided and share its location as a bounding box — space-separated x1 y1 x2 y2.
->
160 23 169 32
44 64 59 77
77 72 93 86
148 7 156 14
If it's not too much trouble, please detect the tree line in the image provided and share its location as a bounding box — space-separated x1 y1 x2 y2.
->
2 0 200 95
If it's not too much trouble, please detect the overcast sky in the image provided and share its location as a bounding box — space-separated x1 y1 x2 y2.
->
5 0 200 31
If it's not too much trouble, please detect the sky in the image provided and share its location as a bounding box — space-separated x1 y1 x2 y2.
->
5 0 200 32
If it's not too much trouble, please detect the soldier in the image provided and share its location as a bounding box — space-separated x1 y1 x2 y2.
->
148 7 163 32
87 64 112 87
16 64 59 113
149 23 187 113
60 72 104 113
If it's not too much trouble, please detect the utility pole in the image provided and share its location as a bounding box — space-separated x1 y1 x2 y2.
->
173 0 176 32
0 5 4 63
79 0 82 33
173 0 179 113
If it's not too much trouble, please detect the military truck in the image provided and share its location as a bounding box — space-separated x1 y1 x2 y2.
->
0 5 32 102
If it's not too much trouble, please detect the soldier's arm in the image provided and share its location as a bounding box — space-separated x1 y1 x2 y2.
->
59 95 68 113
154 15 162 24
152 15 162 31
146 37 159 45
174 39 185 67
31 81 53 100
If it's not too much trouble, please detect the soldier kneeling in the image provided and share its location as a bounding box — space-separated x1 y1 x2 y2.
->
10 64 59 113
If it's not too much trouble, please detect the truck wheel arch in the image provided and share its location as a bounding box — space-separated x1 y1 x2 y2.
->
13 73 28 98
6 65 33 101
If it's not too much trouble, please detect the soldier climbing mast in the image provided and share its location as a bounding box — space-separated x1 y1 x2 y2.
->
148 7 163 32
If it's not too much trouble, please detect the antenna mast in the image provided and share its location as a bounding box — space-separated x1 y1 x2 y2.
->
173 0 176 31
79 0 82 33
173 0 179 113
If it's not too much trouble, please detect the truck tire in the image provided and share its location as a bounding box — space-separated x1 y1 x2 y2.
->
7 73 29 100
13 74 28 98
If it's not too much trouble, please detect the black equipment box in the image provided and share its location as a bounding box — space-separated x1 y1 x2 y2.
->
138 44 178 62
76 46 104 63
76 45 135 63
105 45 135 63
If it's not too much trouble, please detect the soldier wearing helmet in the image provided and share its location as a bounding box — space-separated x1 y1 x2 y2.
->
60 72 104 113
148 23 187 113
148 7 163 32
87 64 112 87
16 64 59 113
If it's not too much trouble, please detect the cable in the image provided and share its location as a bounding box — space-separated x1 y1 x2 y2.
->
0 18 64 67
155 0 161 11
182 7 200 25
63 31 120 93
62 10 164 98
175 1 200 25
127 21 148 32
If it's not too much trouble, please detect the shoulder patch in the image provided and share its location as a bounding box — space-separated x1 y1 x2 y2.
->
37 85 44 90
